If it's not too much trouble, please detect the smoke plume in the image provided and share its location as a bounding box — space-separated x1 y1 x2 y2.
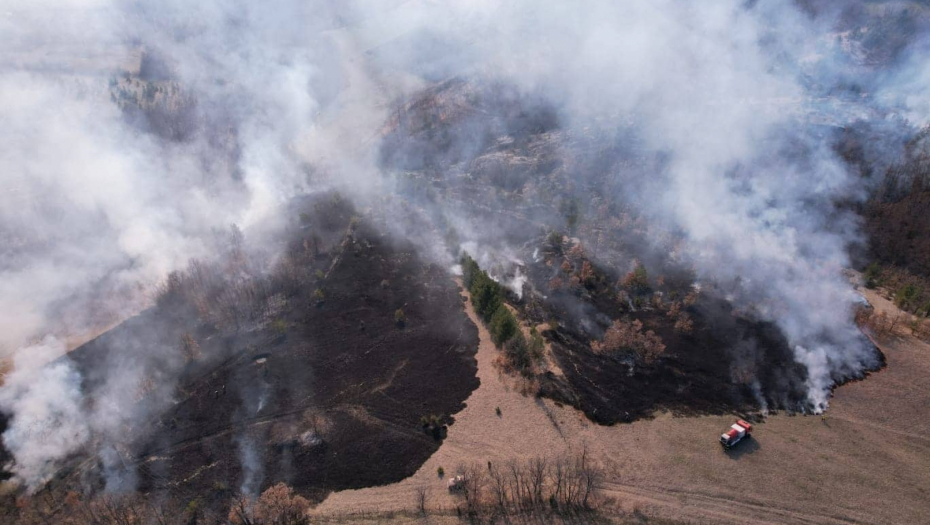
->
0 0 927 491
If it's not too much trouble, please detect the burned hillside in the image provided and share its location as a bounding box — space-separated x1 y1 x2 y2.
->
1 194 479 518
378 78 883 421
5 3 929 523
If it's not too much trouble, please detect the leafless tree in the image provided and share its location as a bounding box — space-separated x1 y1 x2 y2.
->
528 456 548 506
488 464 509 510
414 486 429 516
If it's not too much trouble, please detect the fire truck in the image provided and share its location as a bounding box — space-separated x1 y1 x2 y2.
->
720 419 753 449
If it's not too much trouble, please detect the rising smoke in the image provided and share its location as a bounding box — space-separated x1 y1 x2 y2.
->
0 0 927 491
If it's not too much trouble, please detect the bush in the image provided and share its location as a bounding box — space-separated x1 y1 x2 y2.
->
489 305 518 346
622 264 650 293
593 318 666 364
461 252 507 321
895 284 923 310
472 273 504 321
395 308 406 327
271 318 288 335
529 328 545 360
229 483 310 525
864 261 881 288
503 333 532 372
461 253 482 289
420 414 439 427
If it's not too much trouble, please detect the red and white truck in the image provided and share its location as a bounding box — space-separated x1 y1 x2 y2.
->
719 419 752 449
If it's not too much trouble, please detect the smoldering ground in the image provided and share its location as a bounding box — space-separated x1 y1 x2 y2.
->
0 0 927 498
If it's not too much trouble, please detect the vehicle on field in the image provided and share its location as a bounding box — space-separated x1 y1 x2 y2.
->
447 475 466 492
720 419 753 449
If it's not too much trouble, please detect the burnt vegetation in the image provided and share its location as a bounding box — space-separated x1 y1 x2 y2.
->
6 43 921 518
2 193 480 521
381 79 824 423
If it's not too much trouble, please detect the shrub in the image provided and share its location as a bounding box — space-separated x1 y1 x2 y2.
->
580 260 596 288
622 264 650 293
460 253 482 289
420 414 441 427
593 318 666 364
472 273 503 321
503 333 532 372
229 483 310 525
489 305 518 346
529 328 545 359
864 261 881 288
673 312 694 334
395 308 406 327
895 284 922 310
437 466 445 478
461 253 507 321
313 288 325 303
271 318 288 335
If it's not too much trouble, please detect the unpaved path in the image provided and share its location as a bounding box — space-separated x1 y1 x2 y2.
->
315 282 930 524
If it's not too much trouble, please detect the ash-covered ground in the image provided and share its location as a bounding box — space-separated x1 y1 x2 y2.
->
1 2 928 523
2 195 479 516
379 78 884 422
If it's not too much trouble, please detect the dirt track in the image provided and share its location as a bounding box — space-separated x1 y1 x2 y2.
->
315 283 930 524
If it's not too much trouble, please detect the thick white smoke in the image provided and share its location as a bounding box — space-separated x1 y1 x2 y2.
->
0 0 927 490
403 0 907 410
0 337 88 487
0 0 416 492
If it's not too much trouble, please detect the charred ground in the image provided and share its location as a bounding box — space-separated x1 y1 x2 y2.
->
379 78 867 422
2 194 479 517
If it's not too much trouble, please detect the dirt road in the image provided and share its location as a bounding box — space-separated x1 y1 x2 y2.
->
315 283 930 524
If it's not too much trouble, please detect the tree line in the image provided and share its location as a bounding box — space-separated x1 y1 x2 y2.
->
461 254 543 375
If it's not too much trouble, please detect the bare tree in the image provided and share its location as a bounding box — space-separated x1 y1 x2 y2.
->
414 486 429 516
528 456 548 506
488 464 509 510
455 463 487 518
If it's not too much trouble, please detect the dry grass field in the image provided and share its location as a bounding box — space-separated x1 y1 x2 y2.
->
315 284 930 524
